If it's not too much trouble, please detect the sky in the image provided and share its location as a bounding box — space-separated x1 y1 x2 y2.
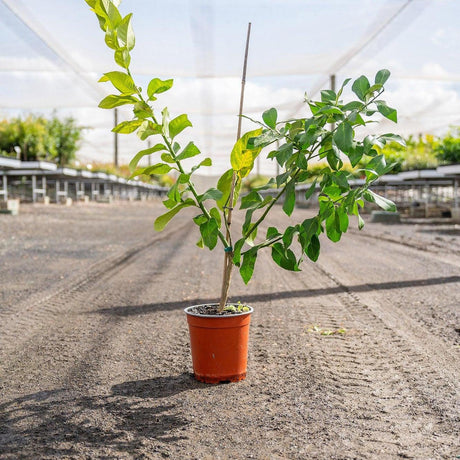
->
0 0 459 175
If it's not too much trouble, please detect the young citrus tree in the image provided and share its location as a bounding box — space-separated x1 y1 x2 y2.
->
85 0 405 312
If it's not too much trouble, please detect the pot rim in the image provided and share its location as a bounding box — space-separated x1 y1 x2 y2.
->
184 303 253 318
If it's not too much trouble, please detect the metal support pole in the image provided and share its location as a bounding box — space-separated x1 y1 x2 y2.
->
32 175 36 203
56 180 60 203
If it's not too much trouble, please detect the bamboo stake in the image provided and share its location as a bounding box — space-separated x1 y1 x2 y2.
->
218 22 252 312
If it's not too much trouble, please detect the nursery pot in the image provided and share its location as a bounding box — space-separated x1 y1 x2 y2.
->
184 304 253 384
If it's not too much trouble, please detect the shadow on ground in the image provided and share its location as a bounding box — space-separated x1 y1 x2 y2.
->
95 275 460 316
0 373 199 458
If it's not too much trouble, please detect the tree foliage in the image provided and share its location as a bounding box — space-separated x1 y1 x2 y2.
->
0 114 82 165
86 0 405 293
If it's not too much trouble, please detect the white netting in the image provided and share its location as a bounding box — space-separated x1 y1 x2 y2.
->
1 0 459 174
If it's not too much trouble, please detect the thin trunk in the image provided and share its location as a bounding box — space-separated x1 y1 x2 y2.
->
218 22 252 312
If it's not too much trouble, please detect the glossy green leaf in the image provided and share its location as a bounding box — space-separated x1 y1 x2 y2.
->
142 163 171 175
352 75 370 101
321 89 337 103
137 120 161 140
375 69 390 86
240 248 258 284
240 190 263 210
333 121 353 152
191 157 212 174
147 78 173 99
364 190 396 212
230 128 263 178
100 71 136 94
98 94 137 109
169 114 192 139
216 169 241 210
209 207 222 228
376 101 397 123
112 119 142 134
133 101 152 119
232 238 246 267
176 141 200 161
154 200 194 231
283 179 296 216
262 108 277 129
199 188 223 203
167 181 181 202
200 218 219 250
114 48 130 68
129 144 166 170
306 234 320 262
117 13 135 50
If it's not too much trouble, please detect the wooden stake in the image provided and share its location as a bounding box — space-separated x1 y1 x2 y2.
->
218 22 252 312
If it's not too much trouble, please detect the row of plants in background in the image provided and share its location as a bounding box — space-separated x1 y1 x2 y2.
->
0 114 82 166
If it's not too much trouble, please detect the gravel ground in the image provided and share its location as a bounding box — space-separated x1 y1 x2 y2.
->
0 202 459 459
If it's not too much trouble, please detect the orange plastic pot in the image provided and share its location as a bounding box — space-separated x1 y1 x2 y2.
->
184 304 253 384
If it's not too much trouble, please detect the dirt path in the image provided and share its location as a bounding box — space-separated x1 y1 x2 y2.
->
0 203 458 459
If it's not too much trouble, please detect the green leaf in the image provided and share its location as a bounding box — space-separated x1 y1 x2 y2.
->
216 169 241 210
147 78 174 100
112 119 143 134
240 248 258 284
133 101 153 119
306 234 320 262
376 101 397 123
161 107 170 137
342 101 364 112
209 207 221 228
129 144 166 170
98 94 137 109
352 75 370 101
230 128 263 178
276 169 292 187
240 190 263 210
191 157 212 174
117 13 135 50
137 120 162 140
176 141 200 161
375 69 390 86
358 213 365 230
274 143 294 167
283 179 296 216
154 200 194 231
321 89 337 103
100 71 136 94
378 133 406 146
337 206 349 233
167 181 181 202
199 188 223 203
333 121 353 152
271 243 298 271
262 108 277 129
161 152 175 163
142 163 172 175
336 78 351 99
114 48 130 68
325 211 341 242
365 190 396 212
169 114 192 139
232 238 246 267
348 144 363 167
200 218 219 250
